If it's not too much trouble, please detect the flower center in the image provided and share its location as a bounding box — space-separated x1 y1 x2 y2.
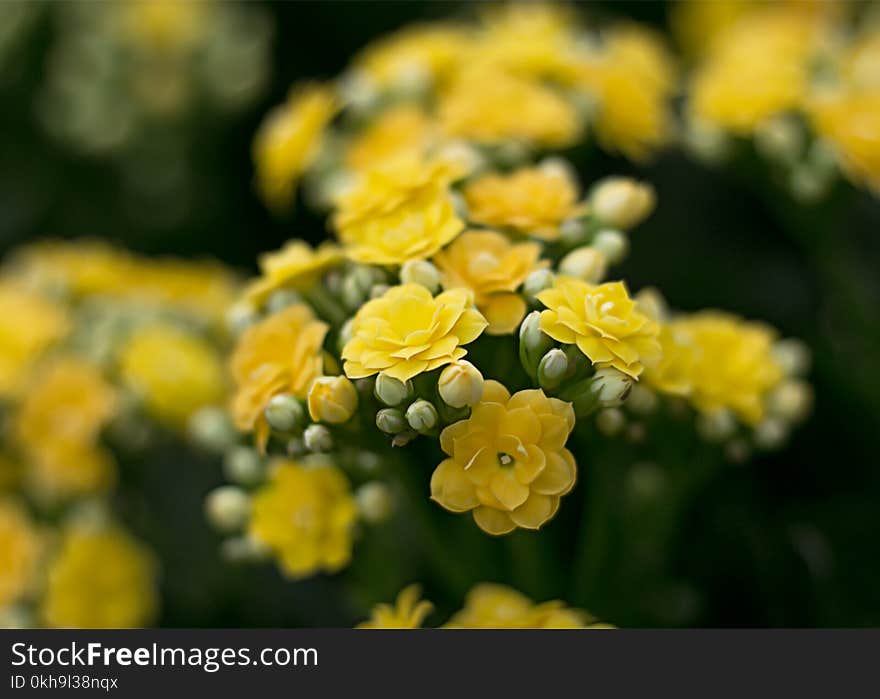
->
497 452 514 467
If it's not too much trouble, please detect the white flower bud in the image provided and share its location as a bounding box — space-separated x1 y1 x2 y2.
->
596 407 625 436
356 481 394 524
626 384 658 416
684 118 731 165
591 229 629 264
589 177 655 230
221 535 270 564
204 486 251 533
590 366 634 406
559 246 608 283
538 349 569 390
772 339 811 376
519 310 553 379
369 283 390 299
768 379 813 423
303 424 333 452
753 417 789 450
376 408 407 434
438 360 484 408
696 409 737 443
188 406 236 454
266 289 303 314
406 399 439 433
400 260 441 294
223 446 264 486
264 393 306 433
522 269 555 304
226 302 258 335
374 374 413 406
755 115 804 165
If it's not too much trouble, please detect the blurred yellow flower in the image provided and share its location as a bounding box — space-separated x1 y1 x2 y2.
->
463 166 580 241
444 583 607 629
439 68 581 148
642 323 697 397
674 311 783 425
0 498 43 609
119 324 227 427
670 0 751 60
0 282 69 399
431 380 576 536
433 230 547 334
307 375 358 424
244 241 342 309
357 584 433 629
42 525 157 629
249 459 357 579
538 278 661 379
345 104 436 173
230 304 327 447
333 156 465 265
14 358 118 499
342 284 487 383
121 0 205 53
253 83 337 209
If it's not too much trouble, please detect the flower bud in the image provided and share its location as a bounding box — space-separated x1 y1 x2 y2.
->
591 229 629 265
772 339 811 376
226 302 258 335
376 408 407 434
522 269 555 304
755 115 803 165
590 366 634 406
221 535 270 564
342 275 367 310
538 349 568 390
308 376 358 424
519 310 554 379
438 360 484 408
264 393 306 433
589 177 655 230
266 289 303 314
626 384 658 416
559 217 588 246
204 486 251 533
753 417 788 451
684 118 731 164
370 283 390 299
374 374 413 406
696 409 737 443
596 407 626 436
400 260 441 294
188 406 236 454
767 379 813 423
356 481 394 524
559 246 607 283
303 424 333 453
406 399 439 433
223 446 264 486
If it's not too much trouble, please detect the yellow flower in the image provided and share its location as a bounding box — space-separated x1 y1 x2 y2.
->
118 324 227 427
333 156 465 265
0 281 69 399
230 303 328 448
673 311 783 425
431 380 576 535
121 0 205 53
444 584 607 629
463 166 580 241
642 322 697 397
249 459 357 579
345 104 436 173
670 0 751 60
0 498 43 609
357 584 433 629
308 376 359 424
14 358 118 499
42 525 157 629
432 230 548 334
253 83 337 209
439 68 582 148
537 278 661 379
342 284 487 383
244 241 342 309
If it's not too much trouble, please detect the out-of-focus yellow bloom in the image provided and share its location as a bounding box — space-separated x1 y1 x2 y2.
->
431 380 576 536
353 24 472 91
307 376 358 424
432 230 547 334
0 498 43 609
439 68 582 148
673 311 783 425
342 284 487 383
120 0 205 53
249 459 357 579
671 0 752 59
689 7 829 133
444 583 607 629
538 278 661 379
42 525 157 629
230 304 327 448
253 83 337 209
357 584 433 629
642 323 697 397
463 166 580 241
345 104 436 173
0 282 69 399
576 27 675 160
118 324 227 427
244 241 342 309
333 156 465 265
14 358 118 499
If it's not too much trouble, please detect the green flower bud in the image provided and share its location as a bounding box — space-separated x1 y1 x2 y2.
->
204 486 251 533
767 379 813 423
286 437 308 459
590 367 634 406
400 259 441 294
188 406 236 454
559 246 607 282
342 275 367 310
406 399 438 433
591 229 629 265
264 393 306 433
355 481 394 524
391 429 418 447
559 217 588 247
519 310 554 379
684 118 731 165
438 360 484 408
374 374 413 406
376 408 407 434
223 446 264 486
266 288 303 314
772 339 811 376
696 409 737 443
538 349 568 390
303 424 333 453
753 417 788 450
596 407 626 436
522 269 555 305
589 177 655 230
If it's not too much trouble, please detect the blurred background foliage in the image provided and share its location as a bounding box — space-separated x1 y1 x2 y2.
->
1 1 878 627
